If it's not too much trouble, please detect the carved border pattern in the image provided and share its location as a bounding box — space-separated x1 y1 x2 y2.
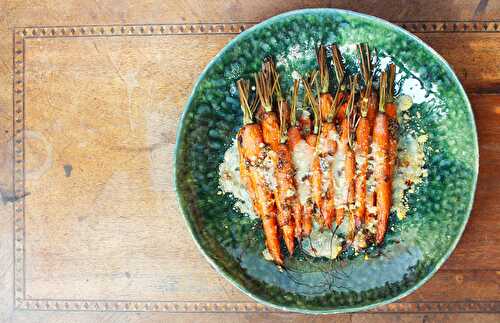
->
12 21 500 313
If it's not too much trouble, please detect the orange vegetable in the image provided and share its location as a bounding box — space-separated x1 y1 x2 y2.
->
367 90 378 130
386 64 398 186
354 77 374 227
261 111 281 150
354 44 375 226
318 122 337 229
302 71 327 228
372 71 392 245
256 60 301 254
236 79 283 265
287 79 308 238
273 144 297 254
336 76 357 235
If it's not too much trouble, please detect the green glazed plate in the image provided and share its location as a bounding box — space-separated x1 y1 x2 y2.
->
174 9 478 314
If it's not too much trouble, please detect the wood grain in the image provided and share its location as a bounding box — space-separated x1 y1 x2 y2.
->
0 1 499 322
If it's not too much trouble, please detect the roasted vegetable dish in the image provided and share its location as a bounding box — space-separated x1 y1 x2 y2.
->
224 44 416 265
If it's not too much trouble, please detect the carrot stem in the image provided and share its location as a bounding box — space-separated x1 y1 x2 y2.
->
254 60 275 113
237 79 254 125
290 79 299 127
331 44 345 86
387 63 396 103
378 71 387 113
302 71 321 135
316 45 330 94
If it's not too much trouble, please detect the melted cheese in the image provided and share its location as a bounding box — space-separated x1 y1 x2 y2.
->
391 135 427 219
301 228 344 259
257 148 277 191
333 145 348 208
291 140 313 205
218 139 257 218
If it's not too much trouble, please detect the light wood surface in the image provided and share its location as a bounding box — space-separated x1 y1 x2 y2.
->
0 1 499 322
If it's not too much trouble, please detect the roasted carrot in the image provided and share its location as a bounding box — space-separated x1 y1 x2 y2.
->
316 45 351 229
319 121 338 229
354 44 377 224
336 76 358 242
287 127 302 151
337 101 348 123
273 143 297 254
236 79 283 265
367 91 378 130
372 71 392 245
255 59 298 254
386 63 398 187
273 67 302 249
354 100 370 226
302 72 326 228
305 133 317 147
286 129 308 239
354 44 374 226
287 79 313 238
316 135 338 225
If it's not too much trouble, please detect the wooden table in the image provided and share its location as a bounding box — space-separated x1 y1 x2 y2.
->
0 1 498 322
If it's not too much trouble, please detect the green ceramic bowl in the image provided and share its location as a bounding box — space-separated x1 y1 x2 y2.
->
174 9 478 314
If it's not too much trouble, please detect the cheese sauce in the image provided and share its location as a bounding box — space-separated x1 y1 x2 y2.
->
291 140 314 205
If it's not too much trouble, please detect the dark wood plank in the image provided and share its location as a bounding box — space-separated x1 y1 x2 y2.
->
403 270 499 302
418 34 500 95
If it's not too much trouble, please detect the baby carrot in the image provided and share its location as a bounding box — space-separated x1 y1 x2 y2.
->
273 69 302 250
354 82 372 226
302 72 325 228
318 84 346 229
372 71 392 245
318 122 337 229
287 79 309 238
336 76 357 238
354 44 375 226
236 79 283 265
255 60 297 255
386 63 399 187
273 142 297 254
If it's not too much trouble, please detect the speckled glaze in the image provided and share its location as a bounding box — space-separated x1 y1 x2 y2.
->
174 9 478 314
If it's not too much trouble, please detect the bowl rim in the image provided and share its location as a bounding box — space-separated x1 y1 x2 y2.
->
173 7 479 314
